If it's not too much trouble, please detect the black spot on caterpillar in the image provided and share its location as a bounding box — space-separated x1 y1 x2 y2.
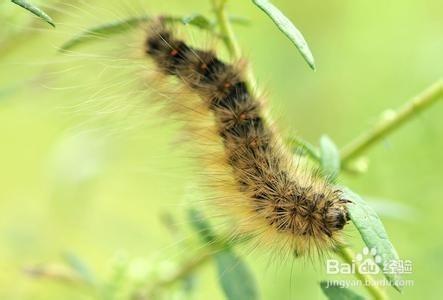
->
144 19 350 256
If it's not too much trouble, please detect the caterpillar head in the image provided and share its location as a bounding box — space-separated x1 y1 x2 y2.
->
323 198 350 233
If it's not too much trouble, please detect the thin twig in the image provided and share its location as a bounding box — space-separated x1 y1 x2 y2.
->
211 0 257 91
211 0 241 58
341 79 443 164
152 250 214 290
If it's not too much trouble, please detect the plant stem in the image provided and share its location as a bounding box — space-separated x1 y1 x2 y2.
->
341 79 443 165
211 0 241 58
154 250 214 289
336 247 388 300
211 0 257 91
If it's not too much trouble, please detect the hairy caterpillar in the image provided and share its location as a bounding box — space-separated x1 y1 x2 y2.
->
143 19 350 256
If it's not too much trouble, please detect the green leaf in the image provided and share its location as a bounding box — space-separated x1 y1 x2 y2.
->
229 15 251 26
252 0 315 70
11 0 55 27
59 16 150 52
288 137 321 162
63 252 95 285
320 135 341 180
215 250 259 300
343 188 403 292
59 15 219 52
187 207 217 244
183 273 198 294
182 14 213 30
320 281 365 300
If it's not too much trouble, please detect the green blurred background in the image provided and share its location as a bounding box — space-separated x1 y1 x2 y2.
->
0 0 442 299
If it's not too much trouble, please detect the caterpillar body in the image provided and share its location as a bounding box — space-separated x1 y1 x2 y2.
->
144 20 349 256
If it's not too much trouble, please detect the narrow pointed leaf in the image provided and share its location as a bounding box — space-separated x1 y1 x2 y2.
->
288 137 321 161
320 135 341 180
182 14 213 30
252 0 315 70
343 188 403 292
187 207 217 244
59 16 150 52
215 250 259 300
63 252 95 285
60 15 218 52
11 0 55 27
